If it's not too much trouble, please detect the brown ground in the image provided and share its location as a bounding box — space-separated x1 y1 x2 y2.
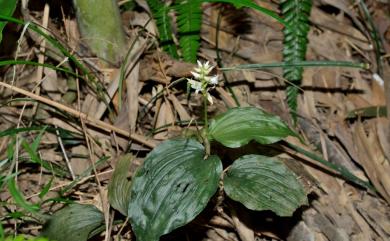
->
1 0 390 240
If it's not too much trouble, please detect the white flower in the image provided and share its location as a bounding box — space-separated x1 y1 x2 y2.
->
187 60 219 103
208 75 219 85
196 60 214 75
188 79 202 94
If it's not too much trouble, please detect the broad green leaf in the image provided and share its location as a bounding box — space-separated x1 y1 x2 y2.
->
224 155 308 217
108 154 134 216
42 204 104 241
128 138 222 241
73 0 126 64
0 0 18 44
208 107 298 148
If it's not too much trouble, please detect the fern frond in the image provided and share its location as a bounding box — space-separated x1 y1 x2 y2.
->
175 0 202 63
146 0 178 58
281 0 312 123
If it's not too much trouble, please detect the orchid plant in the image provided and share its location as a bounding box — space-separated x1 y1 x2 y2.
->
118 61 308 241
43 60 309 241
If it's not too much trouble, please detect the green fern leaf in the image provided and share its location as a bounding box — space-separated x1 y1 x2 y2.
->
281 0 312 122
147 0 178 58
175 0 202 63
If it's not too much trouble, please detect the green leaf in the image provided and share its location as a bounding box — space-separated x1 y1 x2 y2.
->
146 0 178 58
128 138 222 241
73 0 126 64
108 154 134 216
208 106 298 148
7 178 40 213
224 155 308 216
39 177 53 200
346 105 386 119
42 204 104 241
281 0 312 122
0 0 17 44
176 0 202 63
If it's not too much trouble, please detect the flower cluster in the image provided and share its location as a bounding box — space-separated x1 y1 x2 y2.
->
187 60 219 104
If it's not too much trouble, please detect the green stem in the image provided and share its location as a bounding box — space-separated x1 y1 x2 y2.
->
202 91 210 156
203 92 208 132
220 60 369 71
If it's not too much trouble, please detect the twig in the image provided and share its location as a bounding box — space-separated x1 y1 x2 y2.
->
0 81 157 148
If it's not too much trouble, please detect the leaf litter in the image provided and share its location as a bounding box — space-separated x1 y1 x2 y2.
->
0 0 389 240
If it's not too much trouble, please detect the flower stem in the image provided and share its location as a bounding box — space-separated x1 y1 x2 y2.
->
203 92 208 131
202 91 210 156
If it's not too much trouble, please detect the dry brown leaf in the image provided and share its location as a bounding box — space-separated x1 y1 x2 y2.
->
353 122 390 203
71 145 90 176
126 62 140 132
168 94 191 121
231 209 254 241
154 100 175 140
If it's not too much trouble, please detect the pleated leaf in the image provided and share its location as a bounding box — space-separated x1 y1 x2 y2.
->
128 138 222 241
42 204 104 241
208 107 298 148
108 154 134 216
224 155 308 216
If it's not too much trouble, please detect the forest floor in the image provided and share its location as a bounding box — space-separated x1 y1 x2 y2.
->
1 0 390 240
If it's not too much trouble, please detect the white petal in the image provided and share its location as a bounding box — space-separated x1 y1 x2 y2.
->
193 67 201 73
188 79 203 92
209 75 219 85
206 92 213 105
191 71 201 79
197 60 202 68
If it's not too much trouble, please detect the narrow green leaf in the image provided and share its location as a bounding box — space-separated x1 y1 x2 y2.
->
346 105 386 119
7 179 40 213
128 138 222 241
31 126 48 152
224 155 308 216
42 204 104 241
21 140 50 170
108 154 134 216
39 177 53 200
0 0 17 44
220 60 368 71
208 107 298 148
